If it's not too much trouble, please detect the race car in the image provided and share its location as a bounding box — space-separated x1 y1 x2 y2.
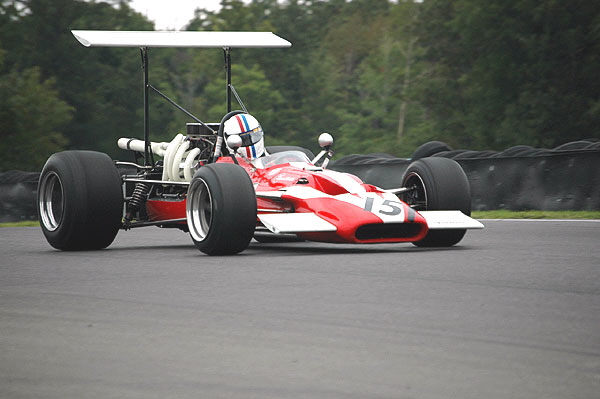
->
37 30 483 255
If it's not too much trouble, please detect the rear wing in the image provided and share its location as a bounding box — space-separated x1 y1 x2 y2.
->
71 30 291 48
72 30 291 166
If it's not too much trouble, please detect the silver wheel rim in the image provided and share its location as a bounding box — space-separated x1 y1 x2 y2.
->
39 171 64 232
186 178 212 242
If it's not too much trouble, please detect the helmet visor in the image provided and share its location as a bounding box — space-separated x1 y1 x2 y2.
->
239 126 263 147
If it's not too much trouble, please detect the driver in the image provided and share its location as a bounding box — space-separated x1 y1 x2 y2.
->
223 113 265 160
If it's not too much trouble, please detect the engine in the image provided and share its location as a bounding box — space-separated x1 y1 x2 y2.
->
117 123 218 228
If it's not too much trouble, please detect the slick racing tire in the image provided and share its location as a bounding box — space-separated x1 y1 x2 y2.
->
37 151 123 250
401 157 471 247
186 163 257 255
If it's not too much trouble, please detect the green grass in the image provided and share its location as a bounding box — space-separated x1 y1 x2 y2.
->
0 221 40 227
472 210 600 219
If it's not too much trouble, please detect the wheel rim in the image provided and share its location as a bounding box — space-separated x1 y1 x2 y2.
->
39 171 64 232
186 178 212 242
402 172 428 210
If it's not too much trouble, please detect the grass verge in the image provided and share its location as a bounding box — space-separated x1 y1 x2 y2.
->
0 221 40 227
472 210 600 219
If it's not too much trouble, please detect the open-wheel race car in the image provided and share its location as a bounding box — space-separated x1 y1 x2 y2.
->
37 30 483 255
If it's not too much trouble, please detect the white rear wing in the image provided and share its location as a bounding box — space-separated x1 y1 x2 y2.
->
71 30 291 48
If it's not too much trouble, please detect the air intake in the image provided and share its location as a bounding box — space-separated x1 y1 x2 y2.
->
355 223 423 241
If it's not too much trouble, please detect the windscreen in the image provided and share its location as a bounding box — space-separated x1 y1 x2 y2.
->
254 150 312 168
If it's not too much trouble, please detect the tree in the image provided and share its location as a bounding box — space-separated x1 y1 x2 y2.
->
201 63 285 140
2 0 598 169
0 63 72 171
0 0 163 158
416 0 600 150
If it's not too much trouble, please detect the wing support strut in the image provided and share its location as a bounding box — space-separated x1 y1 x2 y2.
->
224 47 232 113
141 47 152 166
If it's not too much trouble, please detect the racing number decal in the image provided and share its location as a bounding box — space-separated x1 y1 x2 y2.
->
363 197 403 216
380 200 403 216
363 197 374 212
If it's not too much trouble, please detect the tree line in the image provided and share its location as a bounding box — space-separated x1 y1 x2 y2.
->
1 0 599 171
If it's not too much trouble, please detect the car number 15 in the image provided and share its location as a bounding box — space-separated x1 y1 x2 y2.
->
363 197 404 216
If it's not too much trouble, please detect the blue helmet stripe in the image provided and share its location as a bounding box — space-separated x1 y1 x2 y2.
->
240 114 251 131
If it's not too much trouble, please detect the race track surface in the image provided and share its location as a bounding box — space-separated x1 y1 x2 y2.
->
1 220 599 399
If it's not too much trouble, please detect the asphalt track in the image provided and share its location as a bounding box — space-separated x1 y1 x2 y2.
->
1 220 599 399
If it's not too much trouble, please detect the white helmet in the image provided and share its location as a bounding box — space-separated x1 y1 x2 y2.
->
223 113 265 160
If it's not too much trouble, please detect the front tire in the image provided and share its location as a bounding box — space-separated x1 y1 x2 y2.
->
186 163 256 255
37 151 123 250
401 157 471 247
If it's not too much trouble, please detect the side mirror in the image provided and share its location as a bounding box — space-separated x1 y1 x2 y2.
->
311 132 335 168
318 132 334 149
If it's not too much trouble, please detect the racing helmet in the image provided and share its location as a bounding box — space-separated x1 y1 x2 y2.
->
223 113 265 160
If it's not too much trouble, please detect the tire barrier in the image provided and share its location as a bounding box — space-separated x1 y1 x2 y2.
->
1 141 599 222
458 152 599 211
330 154 412 190
330 140 600 211
0 171 40 223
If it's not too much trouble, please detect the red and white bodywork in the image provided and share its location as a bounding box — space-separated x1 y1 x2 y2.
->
142 150 482 244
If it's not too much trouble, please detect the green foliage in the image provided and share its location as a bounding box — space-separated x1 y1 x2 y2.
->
416 0 600 150
202 63 285 130
0 65 72 171
0 0 156 165
1 0 599 171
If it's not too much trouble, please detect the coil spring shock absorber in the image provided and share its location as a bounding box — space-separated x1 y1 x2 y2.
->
123 182 151 228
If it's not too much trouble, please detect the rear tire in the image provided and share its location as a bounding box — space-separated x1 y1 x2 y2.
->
186 163 256 255
401 157 471 247
37 151 123 250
